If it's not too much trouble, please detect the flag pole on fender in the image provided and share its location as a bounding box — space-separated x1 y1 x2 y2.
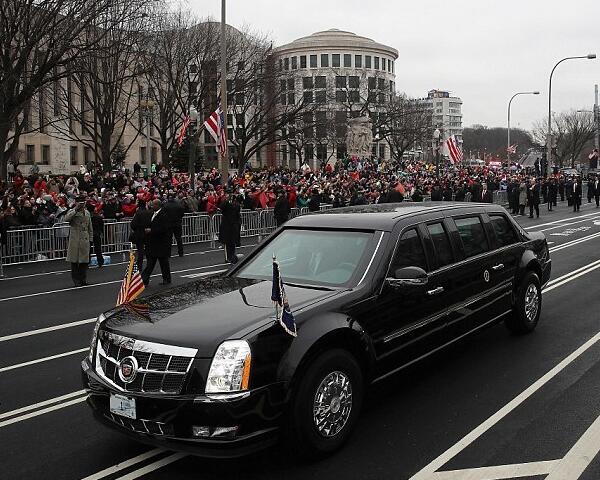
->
116 251 145 306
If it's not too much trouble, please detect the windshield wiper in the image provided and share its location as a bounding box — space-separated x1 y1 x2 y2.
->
284 282 336 291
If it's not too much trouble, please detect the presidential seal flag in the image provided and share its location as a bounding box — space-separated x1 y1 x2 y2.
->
271 256 297 337
116 251 145 306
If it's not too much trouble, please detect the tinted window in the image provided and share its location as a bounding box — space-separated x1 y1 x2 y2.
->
427 223 454 269
490 215 519 248
391 229 427 272
455 216 489 258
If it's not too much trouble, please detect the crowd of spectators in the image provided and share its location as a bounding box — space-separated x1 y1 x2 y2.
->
0 156 576 244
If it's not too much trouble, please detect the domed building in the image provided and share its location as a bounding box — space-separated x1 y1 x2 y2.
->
273 29 399 169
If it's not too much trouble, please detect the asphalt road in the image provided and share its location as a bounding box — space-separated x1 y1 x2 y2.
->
2 201 600 479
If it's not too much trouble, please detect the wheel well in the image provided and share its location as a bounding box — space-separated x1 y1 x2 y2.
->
290 329 372 391
526 261 542 281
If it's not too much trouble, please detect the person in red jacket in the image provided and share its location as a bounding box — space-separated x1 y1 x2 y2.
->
121 197 137 217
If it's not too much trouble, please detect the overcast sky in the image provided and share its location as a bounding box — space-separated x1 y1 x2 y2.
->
191 0 600 131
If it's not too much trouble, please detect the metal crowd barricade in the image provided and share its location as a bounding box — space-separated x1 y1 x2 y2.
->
465 192 473 202
240 210 262 238
2 225 55 264
493 190 508 205
181 214 212 245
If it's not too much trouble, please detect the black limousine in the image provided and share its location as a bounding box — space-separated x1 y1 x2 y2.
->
82 203 551 458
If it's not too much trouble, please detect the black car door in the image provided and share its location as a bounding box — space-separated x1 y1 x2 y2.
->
367 225 450 376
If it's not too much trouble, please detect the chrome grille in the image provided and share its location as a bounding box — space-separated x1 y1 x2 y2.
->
95 332 197 395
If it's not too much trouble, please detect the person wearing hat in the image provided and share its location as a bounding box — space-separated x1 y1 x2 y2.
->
218 188 241 264
64 195 93 286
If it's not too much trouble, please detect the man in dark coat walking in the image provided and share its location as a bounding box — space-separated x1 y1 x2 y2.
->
164 194 185 256
141 199 172 286
273 188 290 227
219 191 241 264
130 200 152 271
527 178 541 218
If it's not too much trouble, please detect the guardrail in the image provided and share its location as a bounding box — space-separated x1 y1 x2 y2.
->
0 205 334 267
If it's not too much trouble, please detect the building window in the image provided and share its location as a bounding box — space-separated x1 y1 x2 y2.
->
26 145 35 164
290 148 296 161
349 76 360 89
316 111 327 138
378 78 386 90
41 145 50 165
278 59 282 71
336 76 347 88
332 54 340 68
355 55 362 68
315 90 326 104
304 144 314 160
335 111 347 138
300 55 307 68
365 55 372 69
315 76 326 89
140 147 147 164
303 77 313 89
349 90 360 102
379 144 386 158
151 147 157 165
281 144 288 163
70 146 78 165
392 62 394 73
317 144 327 161
320 54 329 68
84 146 91 166
303 91 313 103
310 55 317 68
387 59 391 72
374 56 380 70
344 54 351 67
336 90 347 103
284 58 289 70
287 78 294 90
291 56 297 70
288 92 295 104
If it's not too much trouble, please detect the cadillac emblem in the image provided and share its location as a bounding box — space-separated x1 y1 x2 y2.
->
483 270 490 283
118 356 138 384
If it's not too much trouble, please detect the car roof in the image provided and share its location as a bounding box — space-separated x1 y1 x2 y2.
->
287 202 506 231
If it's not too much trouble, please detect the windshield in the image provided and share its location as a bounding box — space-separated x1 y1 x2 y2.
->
237 229 375 287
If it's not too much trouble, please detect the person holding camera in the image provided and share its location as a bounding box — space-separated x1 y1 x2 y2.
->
65 195 93 286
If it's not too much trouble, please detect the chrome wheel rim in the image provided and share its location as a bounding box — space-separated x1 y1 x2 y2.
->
313 371 353 437
524 284 539 323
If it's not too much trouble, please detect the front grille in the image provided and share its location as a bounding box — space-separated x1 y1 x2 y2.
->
95 332 197 395
105 413 174 436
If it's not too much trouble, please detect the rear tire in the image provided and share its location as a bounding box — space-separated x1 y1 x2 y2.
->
287 349 364 459
505 271 541 334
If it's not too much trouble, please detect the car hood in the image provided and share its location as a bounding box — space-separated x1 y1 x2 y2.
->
102 275 340 357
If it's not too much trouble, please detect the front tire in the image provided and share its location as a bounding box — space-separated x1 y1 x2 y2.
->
287 349 364 459
506 271 541 334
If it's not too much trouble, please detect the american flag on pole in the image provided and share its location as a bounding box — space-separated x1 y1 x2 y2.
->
116 251 145 306
271 256 297 337
507 144 518 154
176 115 191 146
589 149 599 160
446 135 463 164
203 104 228 157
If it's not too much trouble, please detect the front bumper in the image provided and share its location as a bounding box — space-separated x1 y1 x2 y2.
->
81 359 286 458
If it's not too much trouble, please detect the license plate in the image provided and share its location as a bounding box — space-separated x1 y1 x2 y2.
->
110 393 136 419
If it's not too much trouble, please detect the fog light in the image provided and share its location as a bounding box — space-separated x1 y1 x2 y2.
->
192 426 210 437
191 425 239 439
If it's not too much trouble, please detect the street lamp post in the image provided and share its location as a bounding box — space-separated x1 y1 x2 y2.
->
547 54 596 169
433 128 441 177
139 95 155 174
188 106 199 191
507 91 539 162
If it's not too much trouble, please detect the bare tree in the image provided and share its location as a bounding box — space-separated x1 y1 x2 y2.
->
0 0 152 178
532 110 595 167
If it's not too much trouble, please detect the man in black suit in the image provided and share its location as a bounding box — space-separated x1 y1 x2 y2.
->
528 178 541 218
219 190 242 264
142 199 172 286
479 183 493 203
164 193 185 256
593 176 600 207
130 200 152 271
572 176 582 212
273 188 290 227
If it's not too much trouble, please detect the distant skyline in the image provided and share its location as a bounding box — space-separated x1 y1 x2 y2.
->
191 0 600 131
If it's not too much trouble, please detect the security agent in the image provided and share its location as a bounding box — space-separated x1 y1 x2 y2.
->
141 199 172 286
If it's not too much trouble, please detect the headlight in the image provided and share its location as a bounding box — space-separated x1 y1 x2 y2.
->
88 313 105 363
205 340 252 394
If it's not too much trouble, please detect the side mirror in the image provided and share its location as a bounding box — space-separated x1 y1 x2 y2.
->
386 266 428 289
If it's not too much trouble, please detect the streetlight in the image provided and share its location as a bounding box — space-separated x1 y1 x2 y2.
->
188 105 199 191
433 127 441 177
139 95 155 175
547 54 596 168
507 91 539 162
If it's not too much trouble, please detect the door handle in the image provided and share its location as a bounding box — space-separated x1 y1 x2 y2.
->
492 264 505 271
427 287 445 296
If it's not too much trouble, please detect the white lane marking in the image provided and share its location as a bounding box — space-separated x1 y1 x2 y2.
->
0 318 96 343
545 413 600 479
0 390 86 420
409 330 600 479
537 217 600 233
80 449 165 480
524 212 598 230
113 452 187 480
0 347 88 373
0 396 86 428
0 263 229 303
547 241 555 245
430 459 560 479
180 269 227 279
549 231 600 253
545 259 600 287
543 262 600 293
0 244 256 282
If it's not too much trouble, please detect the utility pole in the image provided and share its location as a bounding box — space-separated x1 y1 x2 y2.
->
595 84 599 156
219 0 228 184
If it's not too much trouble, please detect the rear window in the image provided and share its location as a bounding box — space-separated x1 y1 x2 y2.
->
490 215 519 248
427 222 454 269
391 229 428 272
454 216 489 258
